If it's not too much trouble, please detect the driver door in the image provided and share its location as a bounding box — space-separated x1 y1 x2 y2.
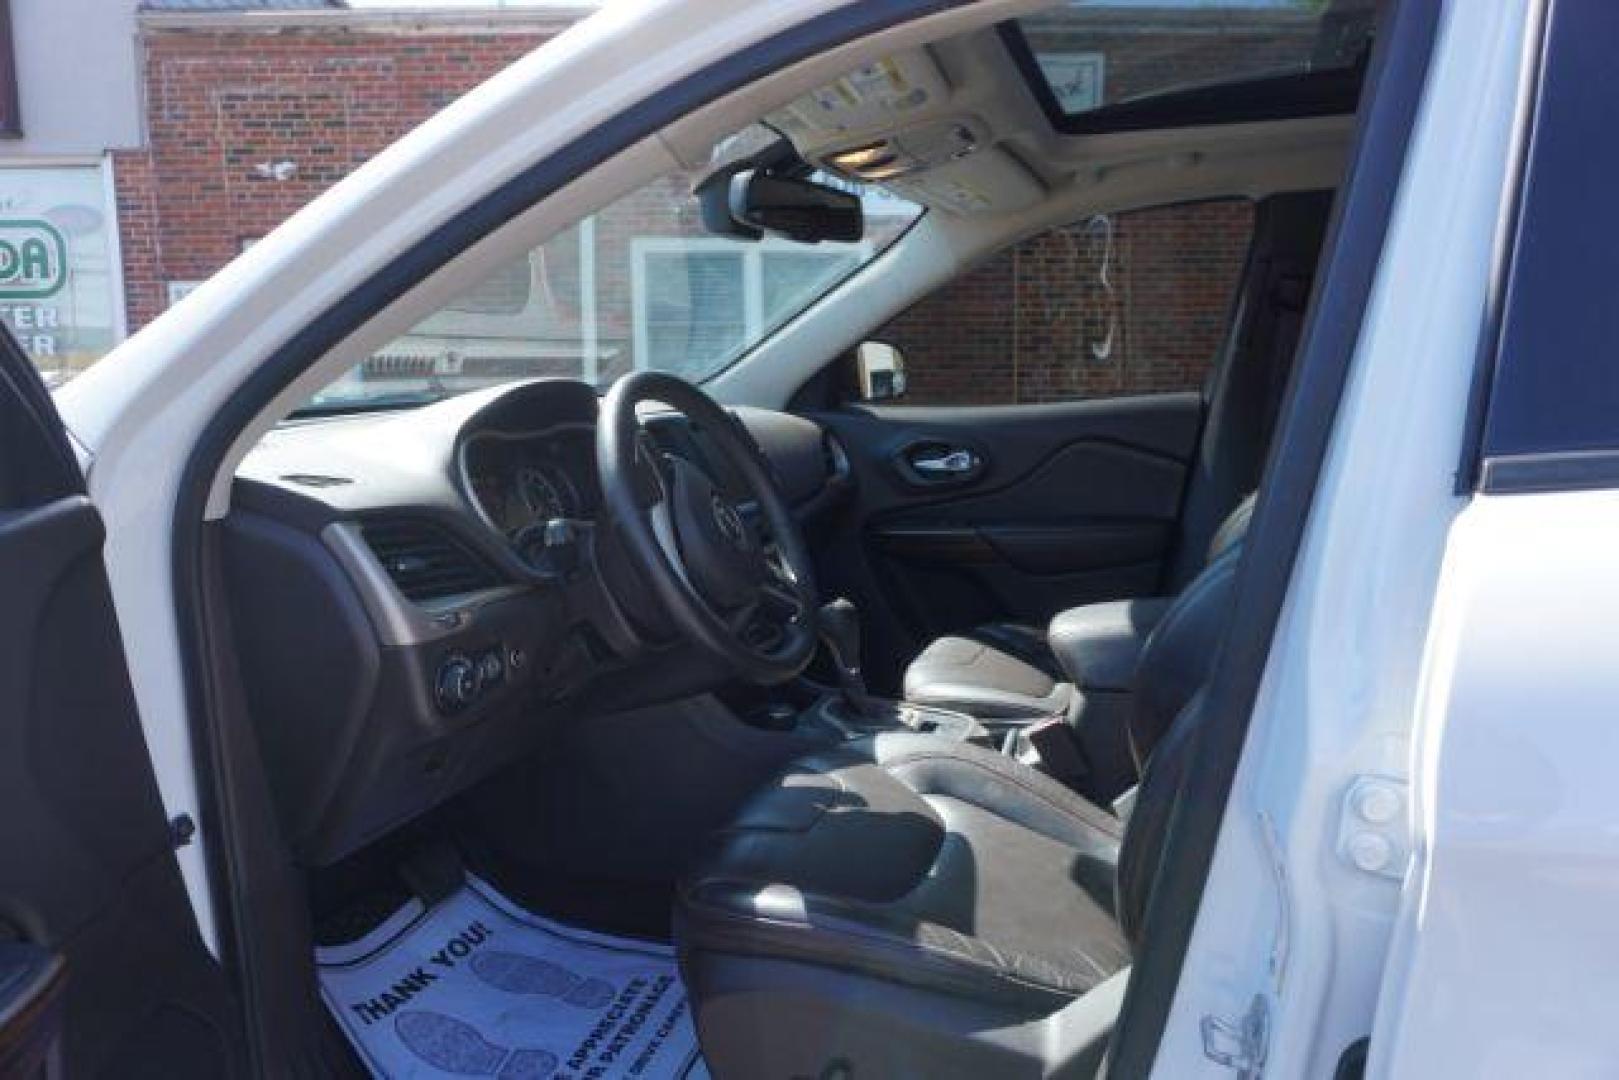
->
0 326 242 1074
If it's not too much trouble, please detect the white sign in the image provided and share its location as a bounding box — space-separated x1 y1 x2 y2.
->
0 165 121 377
318 877 709 1079
1038 52 1106 114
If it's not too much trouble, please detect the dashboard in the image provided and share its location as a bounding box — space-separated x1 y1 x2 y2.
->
224 379 849 866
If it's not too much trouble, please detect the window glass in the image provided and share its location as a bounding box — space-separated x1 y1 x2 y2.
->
641 248 747 379
1481 0 1619 463
444 255 537 318
877 199 1253 406
1013 0 1376 123
307 127 921 413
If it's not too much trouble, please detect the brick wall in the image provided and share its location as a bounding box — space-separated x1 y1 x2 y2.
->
116 23 551 331
114 24 902 388
116 17 1264 406
884 200 1255 406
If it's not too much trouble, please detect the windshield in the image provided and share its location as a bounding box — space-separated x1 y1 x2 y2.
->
304 126 921 414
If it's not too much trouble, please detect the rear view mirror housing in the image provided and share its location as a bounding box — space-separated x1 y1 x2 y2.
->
695 135 864 244
727 171 864 244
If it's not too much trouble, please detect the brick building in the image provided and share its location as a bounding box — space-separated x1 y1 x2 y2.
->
117 1 569 332
4 1 1296 406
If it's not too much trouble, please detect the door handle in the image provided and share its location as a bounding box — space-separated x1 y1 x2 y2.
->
910 449 979 476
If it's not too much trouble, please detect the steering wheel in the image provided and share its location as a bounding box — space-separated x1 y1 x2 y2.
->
597 372 818 684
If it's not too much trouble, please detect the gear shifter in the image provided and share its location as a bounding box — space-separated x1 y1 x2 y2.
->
818 598 875 719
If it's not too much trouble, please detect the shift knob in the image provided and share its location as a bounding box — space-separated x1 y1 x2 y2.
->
818 598 861 671
818 598 872 717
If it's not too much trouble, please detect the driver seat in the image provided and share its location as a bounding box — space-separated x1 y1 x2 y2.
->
674 541 1241 1077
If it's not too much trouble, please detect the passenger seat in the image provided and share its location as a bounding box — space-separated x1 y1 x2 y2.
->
903 494 1255 718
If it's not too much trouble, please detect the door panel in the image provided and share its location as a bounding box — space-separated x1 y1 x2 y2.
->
811 392 1202 688
0 332 242 1074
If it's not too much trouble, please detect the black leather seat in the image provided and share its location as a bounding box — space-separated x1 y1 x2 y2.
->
902 494 1255 720
676 541 1244 1078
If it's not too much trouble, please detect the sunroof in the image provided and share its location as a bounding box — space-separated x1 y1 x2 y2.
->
1007 0 1377 134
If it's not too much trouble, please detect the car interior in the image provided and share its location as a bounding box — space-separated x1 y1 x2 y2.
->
184 2 1380 1075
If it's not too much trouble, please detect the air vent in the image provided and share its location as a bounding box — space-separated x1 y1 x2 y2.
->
281 473 352 489
358 517 499 603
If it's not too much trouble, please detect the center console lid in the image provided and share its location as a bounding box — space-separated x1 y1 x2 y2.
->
1048 597 1173 692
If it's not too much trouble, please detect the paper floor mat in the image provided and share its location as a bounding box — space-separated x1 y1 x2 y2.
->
317 875 709 1079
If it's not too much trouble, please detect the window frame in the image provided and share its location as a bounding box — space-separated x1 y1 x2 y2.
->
1467 0 1619 494
998 21 1366 137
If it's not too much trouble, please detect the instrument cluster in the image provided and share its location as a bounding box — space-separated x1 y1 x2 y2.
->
461 425 599 538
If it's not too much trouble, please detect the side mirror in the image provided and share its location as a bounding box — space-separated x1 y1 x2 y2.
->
855 342 907 402
728 171 863 244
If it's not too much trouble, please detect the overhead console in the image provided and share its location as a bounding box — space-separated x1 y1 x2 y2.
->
767 53 950 139
767 48 1046 217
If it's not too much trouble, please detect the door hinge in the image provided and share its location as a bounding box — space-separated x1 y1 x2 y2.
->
169 813 197 849
1202 993 1270 1078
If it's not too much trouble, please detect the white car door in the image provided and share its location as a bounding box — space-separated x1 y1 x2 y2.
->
0 324 242 1075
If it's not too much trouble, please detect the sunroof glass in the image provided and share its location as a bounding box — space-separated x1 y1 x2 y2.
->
1013 0 1376 122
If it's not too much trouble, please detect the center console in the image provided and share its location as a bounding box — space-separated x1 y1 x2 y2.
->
734 598 1146 804
801 694 991 742
802 597 994 742
735 599 1043 766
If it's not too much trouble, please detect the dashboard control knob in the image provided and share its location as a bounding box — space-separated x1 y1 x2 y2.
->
435 654 479 713
477 650 505 686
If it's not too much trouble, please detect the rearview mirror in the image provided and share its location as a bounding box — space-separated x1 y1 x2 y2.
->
729 171 863 244
856 342 907 402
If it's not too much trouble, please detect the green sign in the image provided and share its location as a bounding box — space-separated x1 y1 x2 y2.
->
0 220 68 299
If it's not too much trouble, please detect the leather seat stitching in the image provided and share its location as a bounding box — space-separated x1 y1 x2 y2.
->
680 891 1095 1001
877 749 1123 840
